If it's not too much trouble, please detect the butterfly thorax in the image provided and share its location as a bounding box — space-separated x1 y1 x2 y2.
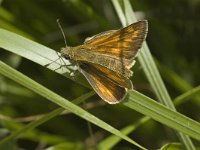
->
61 45 90 60
60 46 72 60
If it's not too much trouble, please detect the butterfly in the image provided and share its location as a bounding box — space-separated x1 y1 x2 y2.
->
60 20 148 104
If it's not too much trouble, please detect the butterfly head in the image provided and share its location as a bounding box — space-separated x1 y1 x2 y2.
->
60 47 73 60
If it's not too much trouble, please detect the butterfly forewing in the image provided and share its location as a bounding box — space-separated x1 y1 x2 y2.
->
84 20 148 62
73 21 147 78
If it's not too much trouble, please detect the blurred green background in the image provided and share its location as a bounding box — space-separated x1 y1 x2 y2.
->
0 0 199 149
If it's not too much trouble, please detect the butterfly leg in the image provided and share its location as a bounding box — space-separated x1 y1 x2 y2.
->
69 64 80 80
70 69 79 77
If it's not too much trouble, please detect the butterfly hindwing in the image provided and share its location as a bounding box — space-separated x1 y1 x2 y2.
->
79 62 131 104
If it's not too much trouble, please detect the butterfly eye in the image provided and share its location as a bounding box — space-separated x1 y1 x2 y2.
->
64 55 71 60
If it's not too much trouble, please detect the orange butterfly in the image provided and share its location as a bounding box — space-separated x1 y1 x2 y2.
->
61 20 148 104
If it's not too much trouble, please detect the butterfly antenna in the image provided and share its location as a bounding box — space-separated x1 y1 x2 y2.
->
57 19 68 48
56 19 68 70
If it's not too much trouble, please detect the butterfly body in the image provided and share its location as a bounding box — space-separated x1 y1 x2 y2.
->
61 20 148 104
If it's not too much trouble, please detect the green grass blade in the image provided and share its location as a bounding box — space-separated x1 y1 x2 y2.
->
97 88 200 149
0 91 95 145
98 116 150 150
157 61 200 105
0 61 146 150
111 0 196 149
123 90 200 141
98 84 200 149
157 61 194 92
0 28 89 88
111 0 127 27
0 108 64 145
160 143 183 150
174 85 200 105
122 0 173 108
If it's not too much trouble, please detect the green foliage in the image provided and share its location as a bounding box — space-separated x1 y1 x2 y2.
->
0 0 199 149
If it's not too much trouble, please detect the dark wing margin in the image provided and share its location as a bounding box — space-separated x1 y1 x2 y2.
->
79 63 131 104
